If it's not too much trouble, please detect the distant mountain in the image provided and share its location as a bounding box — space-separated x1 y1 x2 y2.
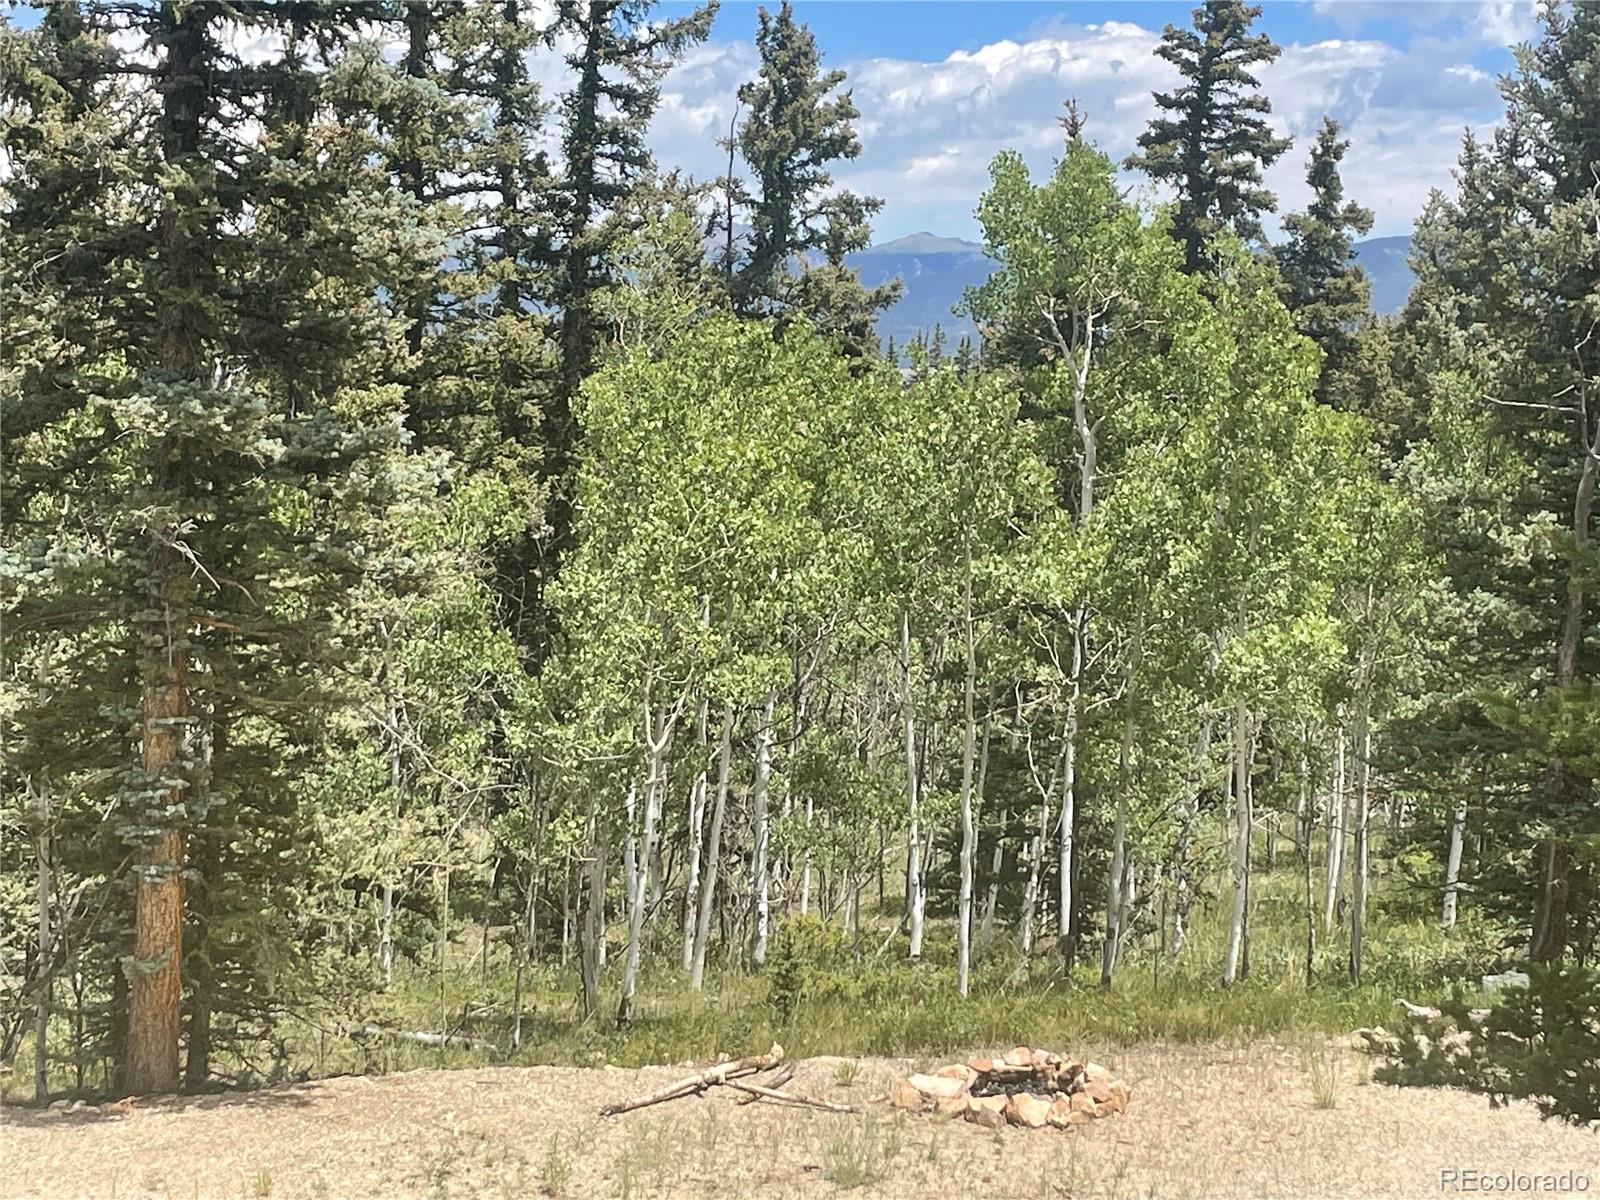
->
846 232 989 349
851 231 1418 353
1352 236 1415 316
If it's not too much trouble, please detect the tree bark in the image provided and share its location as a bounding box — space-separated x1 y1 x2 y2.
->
681 695 709 972
1443 779 1468 930
1531 444 1593 962
956 543 979 996
691 703 734 990
578 799 604 1019
1099 611 1140 987
32 775 51 1103
1222 701 1252 987
750 691 776 967
127 0 208 1098
1349 715 1372 983
901 610 925 961
1323 726 1347 931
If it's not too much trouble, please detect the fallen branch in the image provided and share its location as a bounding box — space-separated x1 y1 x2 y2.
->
735 1061 797 1105
599 1043 785 1116
723 1079 856 1113
357 1026 500 1060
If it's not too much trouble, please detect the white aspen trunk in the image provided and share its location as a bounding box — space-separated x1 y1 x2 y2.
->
690 703 735 990
1349 713 1372 983
681 695 709 972
901 609 925 961
956 543 978 996
979 806 1005 950
621 778 638 951
1098 700 1133 987
1020 739 1059 962
1172 712 1212 957
1059 612 1083 959
1443 783 1468 930
578 797 605 1017
750 691 776 967
1294 747 1310 860
620 692 674 1028
1019 803 1046 959
1323 726 1347 931
1099 612 1140 986
1222 701 1252 986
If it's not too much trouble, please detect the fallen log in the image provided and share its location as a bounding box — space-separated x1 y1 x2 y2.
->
599 1043 785 1116
722 1080 855 1113
735 1060 797 1106
357 1026 500 1059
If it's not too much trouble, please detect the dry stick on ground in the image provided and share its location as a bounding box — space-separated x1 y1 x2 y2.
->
598 1043 785 1116
722 1080 856 1113
734 1060 797 1105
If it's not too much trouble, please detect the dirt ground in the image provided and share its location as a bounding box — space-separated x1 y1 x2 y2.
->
5 1040 1597 1200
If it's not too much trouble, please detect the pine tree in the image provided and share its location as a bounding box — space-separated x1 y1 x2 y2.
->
1399 2 1600 963
1274 117 1374 394
1126 1 1292 273
732 2 897 353
1 3 438 1093
542 0 714 654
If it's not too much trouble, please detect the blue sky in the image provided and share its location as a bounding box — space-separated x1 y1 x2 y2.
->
9 1 1535 246
650 1 1535 243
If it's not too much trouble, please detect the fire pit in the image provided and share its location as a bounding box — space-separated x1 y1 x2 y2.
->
891 1046 1129 1130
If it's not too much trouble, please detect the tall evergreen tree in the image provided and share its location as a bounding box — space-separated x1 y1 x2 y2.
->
1274 117 1374 395
1400 1 1600 963
544 0 715 603
1126 0 1292 273
731 2 897 354
1 3 437 1092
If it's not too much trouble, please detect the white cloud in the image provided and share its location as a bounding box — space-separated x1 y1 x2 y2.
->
631 12 1515 243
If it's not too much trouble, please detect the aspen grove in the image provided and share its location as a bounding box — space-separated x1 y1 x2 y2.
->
2 1 1597 1105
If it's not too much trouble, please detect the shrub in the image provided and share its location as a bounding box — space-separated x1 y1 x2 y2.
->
1369 964 1600 1126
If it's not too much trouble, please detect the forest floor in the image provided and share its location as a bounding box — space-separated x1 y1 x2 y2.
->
7 1039 1596 1200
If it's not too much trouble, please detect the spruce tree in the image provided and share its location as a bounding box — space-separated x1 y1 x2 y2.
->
732 2 897 354
1400 2 1600 962
1126 0 1292 273
1 3 438 1092
1274 117 1375 403
542 0 714 655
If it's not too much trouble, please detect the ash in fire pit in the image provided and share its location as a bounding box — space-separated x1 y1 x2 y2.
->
891 1046 1129 1130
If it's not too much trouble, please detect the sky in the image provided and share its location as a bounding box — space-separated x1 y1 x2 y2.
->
646 0 1539 244
6 1 1538 246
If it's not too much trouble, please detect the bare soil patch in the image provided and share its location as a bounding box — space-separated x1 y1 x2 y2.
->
5 1040 1595 1199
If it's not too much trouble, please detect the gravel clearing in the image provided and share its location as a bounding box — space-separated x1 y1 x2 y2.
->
5 1040 1597 1199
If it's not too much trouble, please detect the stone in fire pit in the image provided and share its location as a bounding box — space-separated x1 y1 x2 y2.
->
891 1046 1129 1130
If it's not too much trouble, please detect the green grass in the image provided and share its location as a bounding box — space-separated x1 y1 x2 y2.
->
7 832 1512 1100
278 846 1506 1080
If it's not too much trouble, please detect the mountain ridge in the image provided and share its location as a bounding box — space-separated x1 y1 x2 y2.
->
848 233 1417 349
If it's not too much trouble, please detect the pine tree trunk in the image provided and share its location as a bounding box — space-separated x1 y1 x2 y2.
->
33 776 51 1103
127 1 208 1098
1531 446 1593 961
